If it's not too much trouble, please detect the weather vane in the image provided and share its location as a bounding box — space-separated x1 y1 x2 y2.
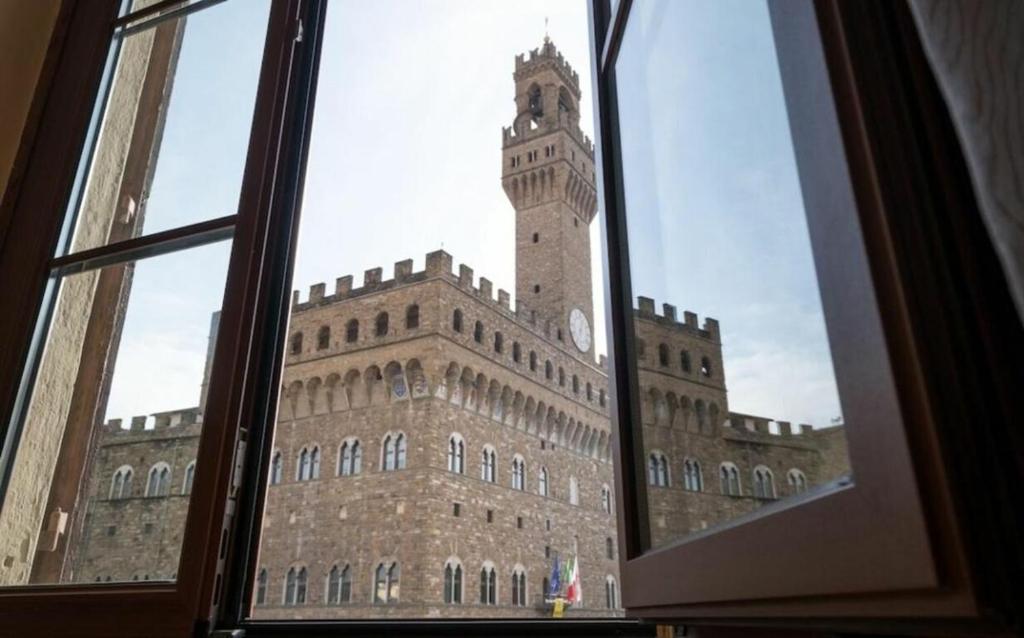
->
544 16 550 43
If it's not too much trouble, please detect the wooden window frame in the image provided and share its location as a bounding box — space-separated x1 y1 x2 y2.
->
2 0 1019 636
0 0 315 635
592 0 1022 631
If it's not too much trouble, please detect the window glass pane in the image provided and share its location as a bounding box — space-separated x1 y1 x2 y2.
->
0 240 232 585
614 0 852 549
60 0 270 256
249 0 619 619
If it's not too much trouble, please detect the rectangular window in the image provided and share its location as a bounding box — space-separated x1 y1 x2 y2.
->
243 0 617 621
613 0 851 549
0 0 269 587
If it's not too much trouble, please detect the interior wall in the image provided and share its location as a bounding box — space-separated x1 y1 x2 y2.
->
0 0 61 203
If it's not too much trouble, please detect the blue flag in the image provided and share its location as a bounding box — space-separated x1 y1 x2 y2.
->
549 554 561 596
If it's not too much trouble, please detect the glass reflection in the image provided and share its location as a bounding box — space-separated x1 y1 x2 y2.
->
614 0 851 548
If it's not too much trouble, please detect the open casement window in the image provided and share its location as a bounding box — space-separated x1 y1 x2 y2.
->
0 0 319 634
593 0 1022 630
2 0 1021 636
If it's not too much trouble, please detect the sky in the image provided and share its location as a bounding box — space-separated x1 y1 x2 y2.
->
99 0 842 431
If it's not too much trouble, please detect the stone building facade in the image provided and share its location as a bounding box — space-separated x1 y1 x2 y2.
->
71 40 848 618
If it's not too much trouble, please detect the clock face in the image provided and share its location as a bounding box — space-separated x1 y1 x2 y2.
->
569 308 592 353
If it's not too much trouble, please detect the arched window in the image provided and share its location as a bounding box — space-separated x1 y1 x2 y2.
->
473 321 484 344
284 566 307 605
658 343 669 366
109 465 133 499
182 460 196 495
605 576 618 609
720 462 742 496
447 434 466 474
452 309 463 332
572 375 579 394
511 455 526 490
374 562 400 603
256 568 268 605
636 339 646 358
443 559 463 604
558 367 565 387
290 332 303 354
145 462 171 497
345 318 359 343
297 447 309 480
695 399 709 432
382 433 407 471
311 446 320 479
327 564 352 604
270 451 282 485
317 325 330 350
586 382 593 401
480 446 496 482
529 351 538 372
606 537 615 559
601 484 613 513
479 563 497 604
538 466 549 497
405 304 420 329
683 458 703 492
753 465 776 499
512 341 521 363
569 476 579 505
493 331 503 354
787 468 808 493
545 360 553 380
680 350 692 373
701 355 713 377
375 312 389 337
511 567 527 606
647 453 669 487
599 389 606 407
339 439 362 476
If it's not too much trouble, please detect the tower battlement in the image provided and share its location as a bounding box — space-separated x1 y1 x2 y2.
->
514 39 581 96
501 123 594 156
724 411 817 440
634 296 721 342
290 250 604 362
101 407 202 438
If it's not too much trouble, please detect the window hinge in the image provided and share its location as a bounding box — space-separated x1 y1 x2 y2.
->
295 17 304 43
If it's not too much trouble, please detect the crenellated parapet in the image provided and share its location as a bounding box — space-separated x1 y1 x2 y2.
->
501 121 594 157
100 407 202 440
724 412 820 442
514 39 581 96
290 250 595 357
635 296 721 343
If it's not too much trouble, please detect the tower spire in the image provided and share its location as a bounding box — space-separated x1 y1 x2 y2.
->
544 16 549 43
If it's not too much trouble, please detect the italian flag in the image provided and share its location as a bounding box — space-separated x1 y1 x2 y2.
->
564 555 582 605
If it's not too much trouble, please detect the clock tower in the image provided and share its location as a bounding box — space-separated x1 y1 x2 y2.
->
501 38 598 356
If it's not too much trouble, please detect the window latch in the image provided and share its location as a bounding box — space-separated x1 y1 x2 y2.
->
39 508 69 552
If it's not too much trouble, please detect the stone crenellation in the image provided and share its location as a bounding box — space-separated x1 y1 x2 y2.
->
514 41 581 96
100 407 202 437
635 296 720 343
291 250 606 369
